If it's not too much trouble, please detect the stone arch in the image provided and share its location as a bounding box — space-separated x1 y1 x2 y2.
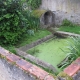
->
40 10 55 28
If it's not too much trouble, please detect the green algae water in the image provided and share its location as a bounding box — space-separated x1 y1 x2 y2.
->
27 38 71 72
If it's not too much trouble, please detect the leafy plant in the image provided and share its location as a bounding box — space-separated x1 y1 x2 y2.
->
60 19 80 34
23 10 40 31
27 30 35 36
27 0 41 9
61 19 74 27
2 45 17 55
0 0 27 45
60 37 80 68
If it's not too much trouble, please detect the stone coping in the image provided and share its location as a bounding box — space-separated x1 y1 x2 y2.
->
0 46 55 80
55 31 80 37
64 57 80 77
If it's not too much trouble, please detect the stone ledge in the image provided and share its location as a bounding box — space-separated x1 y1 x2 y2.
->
55 31 80 38
0 47 10 57
0 46 55 80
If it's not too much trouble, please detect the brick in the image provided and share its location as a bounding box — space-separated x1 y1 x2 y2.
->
16 59 33 71
6 53 21 63
44 75 55 80
75 57 80 65
29 65 48 80
0 47 9 56
64 63 80 76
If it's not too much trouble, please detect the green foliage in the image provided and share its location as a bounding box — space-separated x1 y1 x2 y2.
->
61 19 74 27
0 0 27 45
27 0 41 9
23 10 40 31
59 26 80 34
6 46 17 55
17 30 51 47
60 19 80 34
61 37 80 68
67 37 80 58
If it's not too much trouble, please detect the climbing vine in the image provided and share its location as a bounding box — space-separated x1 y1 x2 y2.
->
27 0 42 9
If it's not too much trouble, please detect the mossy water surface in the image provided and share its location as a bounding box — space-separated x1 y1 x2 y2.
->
27 38 71 72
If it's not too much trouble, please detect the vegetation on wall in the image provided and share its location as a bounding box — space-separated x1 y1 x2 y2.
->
57 72 72 80
32 10 46 18
27 0 42 9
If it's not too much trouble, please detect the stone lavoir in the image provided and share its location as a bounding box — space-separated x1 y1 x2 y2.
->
0 46 80 80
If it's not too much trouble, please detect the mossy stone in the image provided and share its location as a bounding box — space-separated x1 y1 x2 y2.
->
57 72 72 80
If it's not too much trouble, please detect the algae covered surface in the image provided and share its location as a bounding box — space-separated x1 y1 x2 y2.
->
27 38 71 71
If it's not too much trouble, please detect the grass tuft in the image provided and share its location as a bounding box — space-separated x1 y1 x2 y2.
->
59 19 80 34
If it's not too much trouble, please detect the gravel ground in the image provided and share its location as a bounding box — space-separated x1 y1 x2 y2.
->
0 58 35 80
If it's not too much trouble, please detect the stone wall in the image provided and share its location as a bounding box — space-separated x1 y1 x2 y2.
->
40 0 80 13
40 0 80 25
54 11 80 25
40 10 55 28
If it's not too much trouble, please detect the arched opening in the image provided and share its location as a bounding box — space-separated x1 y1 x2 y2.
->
39 10 55 28
44 11 53 25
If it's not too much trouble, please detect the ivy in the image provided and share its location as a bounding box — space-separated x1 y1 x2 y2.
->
27 0 42 9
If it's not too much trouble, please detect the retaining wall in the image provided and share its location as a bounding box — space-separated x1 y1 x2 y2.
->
0 46 55 80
